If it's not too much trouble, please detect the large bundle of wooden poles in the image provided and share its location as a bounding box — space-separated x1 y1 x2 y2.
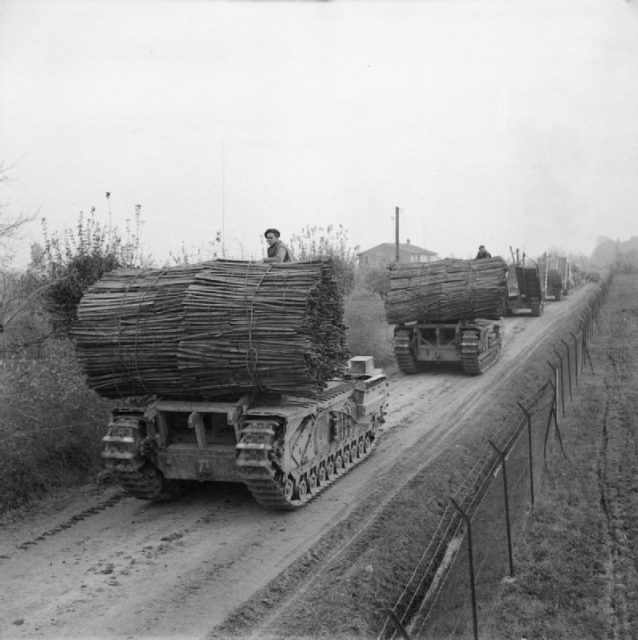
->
73 260 349 400
385 257 508 324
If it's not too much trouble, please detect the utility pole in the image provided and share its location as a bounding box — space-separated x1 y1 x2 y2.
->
395 206 400 263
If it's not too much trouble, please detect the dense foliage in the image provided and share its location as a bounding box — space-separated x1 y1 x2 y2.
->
289 224 359 297
0 340 111 512
40 207 148 333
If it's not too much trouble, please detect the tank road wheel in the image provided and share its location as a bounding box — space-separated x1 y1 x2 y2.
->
318 465 327 485
297 477 310 502
308 469 319 494
358 438 366 459
326 458 336 479
283 476 295 502
335 452 345 474
342 446 352 467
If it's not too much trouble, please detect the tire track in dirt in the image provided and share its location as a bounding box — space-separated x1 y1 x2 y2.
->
9 492 127 553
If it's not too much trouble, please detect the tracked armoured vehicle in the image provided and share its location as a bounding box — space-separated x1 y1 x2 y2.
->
393 318 503 375
385 257 508 376
74 260 388 509
538 253 572 301
505 249 545 316
102 356 388 509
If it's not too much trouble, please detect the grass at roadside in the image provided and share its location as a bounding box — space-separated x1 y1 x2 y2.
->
482 396 609 639
0 338 112 514
483 276 638 640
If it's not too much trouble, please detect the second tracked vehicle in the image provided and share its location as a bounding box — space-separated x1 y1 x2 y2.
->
393 318 503 375
385 257 508 376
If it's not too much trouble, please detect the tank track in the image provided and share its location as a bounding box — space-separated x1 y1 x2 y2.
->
394 327 419 374
237 419 377 510
103 411 188 502
460 326 502 375
114 463 188 502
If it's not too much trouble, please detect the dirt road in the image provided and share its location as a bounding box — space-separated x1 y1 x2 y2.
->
0 286 594 640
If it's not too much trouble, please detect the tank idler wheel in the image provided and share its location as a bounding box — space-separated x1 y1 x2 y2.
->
308 470 318 494
297 477 309 502
326 458 336 479
318 465 327 485
283 476 295 502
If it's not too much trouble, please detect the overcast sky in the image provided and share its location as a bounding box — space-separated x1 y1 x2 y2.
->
1 0 637 267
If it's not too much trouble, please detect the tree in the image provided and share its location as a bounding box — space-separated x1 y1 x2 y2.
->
360 266 391 300
0 163 33 268
40 204 150 333
289 225 360 297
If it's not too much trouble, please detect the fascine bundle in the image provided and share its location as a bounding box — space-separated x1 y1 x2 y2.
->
385 257 508 324
73 259 348 400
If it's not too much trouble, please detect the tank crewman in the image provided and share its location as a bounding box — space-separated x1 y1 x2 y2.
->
475 245 492 259
263 228 294 263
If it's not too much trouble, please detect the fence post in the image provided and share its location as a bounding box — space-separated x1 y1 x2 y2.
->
450 498 479 640
383 608 412 640
581 328 595 373
544 377 568 462
560 339 572 401
489 440 514 577
517 402 535 507
553 349 566 416
578 321 587 373
585 310 593 342
544 375 554 462
591 300 602 334
570 331 579 385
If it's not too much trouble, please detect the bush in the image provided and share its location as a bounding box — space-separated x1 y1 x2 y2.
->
290 225 359 297
41 207 149 333
0 338 112 513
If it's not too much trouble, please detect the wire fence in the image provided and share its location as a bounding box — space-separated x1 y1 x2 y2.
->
378 275 612 640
